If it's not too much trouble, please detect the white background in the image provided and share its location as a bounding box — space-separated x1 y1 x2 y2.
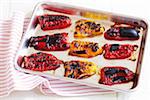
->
0 0 150 100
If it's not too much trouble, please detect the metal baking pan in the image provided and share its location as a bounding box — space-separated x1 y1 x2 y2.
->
15 2 148 92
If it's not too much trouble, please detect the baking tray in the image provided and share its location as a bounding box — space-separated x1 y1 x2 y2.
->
15 2 148 92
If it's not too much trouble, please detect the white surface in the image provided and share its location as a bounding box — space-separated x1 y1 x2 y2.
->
1 88 117 100
0 0 150 100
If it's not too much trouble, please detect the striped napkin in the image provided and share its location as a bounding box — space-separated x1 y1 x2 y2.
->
0 12 113 97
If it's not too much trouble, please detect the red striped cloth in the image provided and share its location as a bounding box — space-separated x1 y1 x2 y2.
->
0 12 113 97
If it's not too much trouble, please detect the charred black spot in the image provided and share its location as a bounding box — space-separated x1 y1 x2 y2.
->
74 32 78 34
70 62 80 70
41 24 46 29
76 25 80 29
120 28 139 38
85 22 91 25
112 76 126 82
105 68 118 75
68 73 75 78
40 16 44 20
74 42 79 48
92 44 99 52
110 44 120 52
62 44 67 48
74 50 87 54
24 38 31 48
46 33 63 46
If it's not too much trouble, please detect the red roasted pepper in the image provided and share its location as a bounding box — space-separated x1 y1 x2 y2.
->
103 44 138 59
104 24 140 41
99 66 135 85
27 33 70 51
38 15 71 31
18 52 63 72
